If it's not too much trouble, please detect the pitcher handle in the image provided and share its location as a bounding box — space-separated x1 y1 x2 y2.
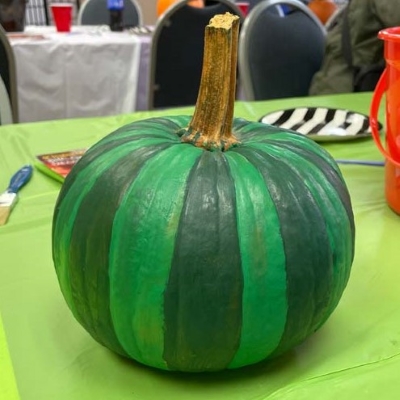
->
369 68 400 167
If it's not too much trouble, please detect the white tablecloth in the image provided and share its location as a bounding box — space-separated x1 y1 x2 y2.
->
8 26 150 123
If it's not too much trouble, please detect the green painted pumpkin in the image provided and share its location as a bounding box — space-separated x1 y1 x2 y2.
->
52 14 355 372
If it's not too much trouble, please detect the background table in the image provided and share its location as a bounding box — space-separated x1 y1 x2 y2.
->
1 93 400 400
8 26 151 123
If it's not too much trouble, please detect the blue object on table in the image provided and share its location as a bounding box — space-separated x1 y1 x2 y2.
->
0 164 33 225
107 0 124 31
335 159 385 167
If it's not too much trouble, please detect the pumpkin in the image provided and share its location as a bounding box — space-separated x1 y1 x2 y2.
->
157 0 204 17
53 14 355 372
308 0 338 25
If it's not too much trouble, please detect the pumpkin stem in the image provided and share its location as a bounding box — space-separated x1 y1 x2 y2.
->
181 13 241 151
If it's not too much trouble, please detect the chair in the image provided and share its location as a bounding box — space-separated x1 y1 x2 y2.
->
148 0 244 110
0 75 13 125
238 0 326 100
232 0 310 12
77 0 142 28
25 0 50 26
0 25 18 124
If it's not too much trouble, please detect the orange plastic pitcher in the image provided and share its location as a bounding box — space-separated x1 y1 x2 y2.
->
370 27 400 215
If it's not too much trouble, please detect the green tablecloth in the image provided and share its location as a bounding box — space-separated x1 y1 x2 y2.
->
1 93 399 400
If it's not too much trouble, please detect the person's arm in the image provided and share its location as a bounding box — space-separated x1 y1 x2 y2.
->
373 0 400 29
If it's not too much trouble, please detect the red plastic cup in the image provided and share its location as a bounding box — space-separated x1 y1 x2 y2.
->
50 3 73 33
236 2 250 17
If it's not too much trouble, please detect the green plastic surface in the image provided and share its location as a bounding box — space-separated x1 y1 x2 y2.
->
0 314 20 400
1 93 399 399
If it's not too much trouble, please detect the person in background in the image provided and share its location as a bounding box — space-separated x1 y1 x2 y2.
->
309 0 400 95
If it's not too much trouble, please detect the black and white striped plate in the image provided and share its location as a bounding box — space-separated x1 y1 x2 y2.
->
259 107 382 142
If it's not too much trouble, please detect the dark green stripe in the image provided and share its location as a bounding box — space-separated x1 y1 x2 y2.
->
53 133 172 233
67 143 171 355
246 138 355 292
263 139 355 254
242 130 355 274
252 140 354 318
53 137 170 320
233 119 283 138
244 133 353 216
109 144 202 370
163 151 243 371
56 117 189 216
235 147 333 355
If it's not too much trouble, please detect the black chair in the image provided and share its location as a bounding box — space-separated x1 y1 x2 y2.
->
0 74 13 124
77 0 142 28
238 0 326 100
148 0 244 109
0 24 18 123
233 0 310 12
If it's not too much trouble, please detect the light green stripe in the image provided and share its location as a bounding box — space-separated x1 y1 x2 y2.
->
248 141 352 318
109 144 202 369
53 137 166 321
245 132 343 182
225 151 288 368
94 116 190 147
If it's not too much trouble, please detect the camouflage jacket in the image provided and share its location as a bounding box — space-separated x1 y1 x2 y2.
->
309 0 400 95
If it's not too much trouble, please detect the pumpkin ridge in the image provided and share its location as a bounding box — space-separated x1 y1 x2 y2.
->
224 151 287 368
56 143 172 355
54 135 173 224
248 143 353 328
258 140 356 262
266 140 354 220
232 121 286 138
163 150 243 372
277 144 353 311
53 137 172 328
97 117 188 146
108 144 202 369
235 147 336 356
243 134 343 181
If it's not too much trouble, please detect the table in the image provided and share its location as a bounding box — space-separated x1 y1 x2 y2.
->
1 93 399 400
8 25 151 123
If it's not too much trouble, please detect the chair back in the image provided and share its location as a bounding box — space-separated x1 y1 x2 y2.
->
24 0 50 25
239 0 326 100
148 0 244 109
77 0 142 28
0 25 18 123
234 0 310 12
0 75 13 124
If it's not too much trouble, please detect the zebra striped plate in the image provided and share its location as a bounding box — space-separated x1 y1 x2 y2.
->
259 107 382 142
